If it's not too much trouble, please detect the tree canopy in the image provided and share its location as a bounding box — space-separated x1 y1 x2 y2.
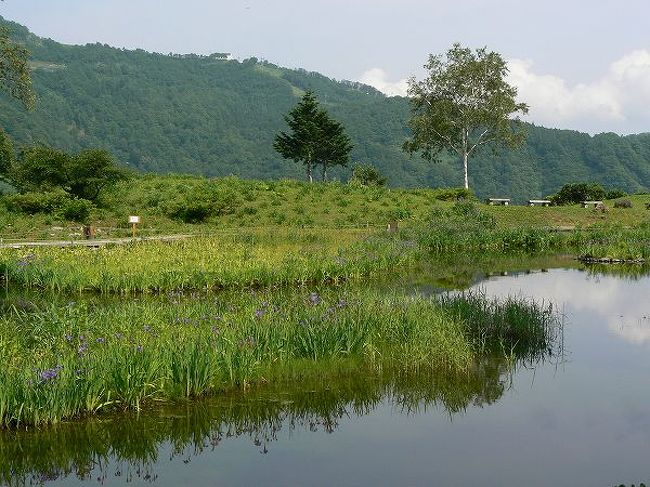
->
0 127 13 178
0 26 34 109
274 91 353 182
404 44 528 190
11 146 129 202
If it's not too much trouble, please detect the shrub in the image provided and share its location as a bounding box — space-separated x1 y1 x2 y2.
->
613 199 632 209
452 201 496 226
164 182 240 223
165 199 213 223
2 189 94 222
606 189 628 200
549 182 605 205
388 207 412 220
432 187 476 202
3 189 68 214
349 163 387 187
60 198 94 223
424 201 495 236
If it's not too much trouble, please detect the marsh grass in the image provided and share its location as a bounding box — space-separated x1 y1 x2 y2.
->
0 356 517 485
439 292 558 360
412 203 650 259
0 230 415 293
0 288 560 428
2 217 646 298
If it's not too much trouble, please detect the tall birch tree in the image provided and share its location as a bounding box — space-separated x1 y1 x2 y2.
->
404 44 528 190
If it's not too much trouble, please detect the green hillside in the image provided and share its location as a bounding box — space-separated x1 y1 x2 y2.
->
1 17 649 200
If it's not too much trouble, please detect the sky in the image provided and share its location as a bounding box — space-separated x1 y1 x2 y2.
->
2 0 650 135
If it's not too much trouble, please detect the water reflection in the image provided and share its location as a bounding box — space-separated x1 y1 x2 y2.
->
473 267 650 348
390 253 650 294
1 358 528 486
3 261 650 486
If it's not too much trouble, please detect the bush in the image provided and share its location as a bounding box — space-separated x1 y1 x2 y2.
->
606 189 628 200
164 181 240 223
450 201 496 227
549 182 605 205
3 189 68 214
432 187 476 202
60 198 94 222
425 201 495 235
349 163 387 187
388 207 412 220
613 199 632 209
166 199 213 223
2 189 95 222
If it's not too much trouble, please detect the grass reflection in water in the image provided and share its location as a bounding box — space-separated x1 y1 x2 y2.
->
1 354 545 486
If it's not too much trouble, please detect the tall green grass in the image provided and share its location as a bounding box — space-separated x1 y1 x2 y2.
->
0 357 514 485
412 202 650 259
0 230 415 293
0 288 560 428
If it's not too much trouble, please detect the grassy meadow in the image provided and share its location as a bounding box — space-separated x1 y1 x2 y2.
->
1 195 648 295
0 229 414 293
1 174 649 241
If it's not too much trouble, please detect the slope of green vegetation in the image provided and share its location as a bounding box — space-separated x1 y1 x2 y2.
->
1 181 649 295
1 175 649 242
0 17 649 201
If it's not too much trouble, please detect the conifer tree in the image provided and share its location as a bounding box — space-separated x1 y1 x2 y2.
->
274 91 352 182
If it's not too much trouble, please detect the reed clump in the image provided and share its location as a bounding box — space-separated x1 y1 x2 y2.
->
0 288 560 428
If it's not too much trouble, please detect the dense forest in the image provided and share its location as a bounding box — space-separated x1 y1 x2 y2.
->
1 17 649 201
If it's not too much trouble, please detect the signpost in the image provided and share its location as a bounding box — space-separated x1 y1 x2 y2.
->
129 216 141 238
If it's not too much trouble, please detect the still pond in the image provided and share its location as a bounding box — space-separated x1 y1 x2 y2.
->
2 263 649 486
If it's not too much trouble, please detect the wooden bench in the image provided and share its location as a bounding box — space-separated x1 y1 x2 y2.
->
528 199 551 207
582 200 603 208
486 198 511 206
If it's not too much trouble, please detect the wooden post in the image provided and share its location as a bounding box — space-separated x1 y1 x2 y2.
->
129 216 141 238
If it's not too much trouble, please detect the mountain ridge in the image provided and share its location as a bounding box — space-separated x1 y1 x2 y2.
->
1 16 649 201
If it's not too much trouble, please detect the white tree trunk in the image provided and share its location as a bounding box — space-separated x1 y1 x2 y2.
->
307 161 313 183
463 150 469 189
462 129 469 189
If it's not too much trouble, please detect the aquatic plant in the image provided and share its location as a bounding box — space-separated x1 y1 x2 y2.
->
0 358 518 485
0 288 560 428
0 230 416 294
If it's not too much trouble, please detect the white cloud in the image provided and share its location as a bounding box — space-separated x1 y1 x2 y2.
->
507 50 650 134
610 318 650 345
361 51 650 134
359 68 409 97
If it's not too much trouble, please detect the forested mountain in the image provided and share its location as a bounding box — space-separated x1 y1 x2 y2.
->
1 17 649 201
